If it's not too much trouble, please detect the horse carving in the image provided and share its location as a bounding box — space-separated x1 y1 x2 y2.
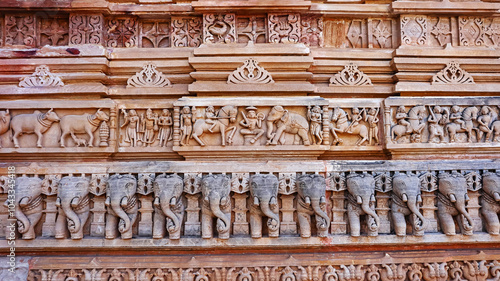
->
445 106 479 143
191 105 238 146
329 107 368 146
60 109 109 147
391 105 426 143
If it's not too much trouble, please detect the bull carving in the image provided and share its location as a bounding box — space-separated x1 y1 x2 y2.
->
0 109 10 148
59 109 109 147
10 109 60 148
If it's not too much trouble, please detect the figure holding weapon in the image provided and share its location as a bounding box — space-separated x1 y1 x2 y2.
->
239 106 265 145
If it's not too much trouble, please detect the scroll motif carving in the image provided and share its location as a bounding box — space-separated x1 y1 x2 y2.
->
300 15 323 47
459 17 486 46
401 15 428 46
268 14 300 44
140 20 170 48
105 17 138 48
69 14 103 45
19 65 64 88
237 16 266 44
485 18 500 47
5 15 36 47
432 61 474 85
127 62 172 88
38 16 69 46
330 63 372 86
204 14 236 44
371 19 392 48
227 59 274 84
430 17 452 47
171 17 203 47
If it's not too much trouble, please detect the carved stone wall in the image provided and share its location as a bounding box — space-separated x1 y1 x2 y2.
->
1 0 500 278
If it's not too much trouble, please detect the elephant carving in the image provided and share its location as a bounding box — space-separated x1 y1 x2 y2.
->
346 173 380 237
296 174 330 238
105 174 138 239
55 176 90 240
480 172 500 235
153 174 184 239
437 172 474 236
3 176 43 240
266 105 310 146
201 174 231 239
249 174 280 238
391 173 426 236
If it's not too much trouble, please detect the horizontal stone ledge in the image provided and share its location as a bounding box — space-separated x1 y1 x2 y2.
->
391 0 500 14
7 233 500 252
395 83 500 93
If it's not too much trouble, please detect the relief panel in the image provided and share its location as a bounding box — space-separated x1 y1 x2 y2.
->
38 16 69 46
104 17 138 48
171 16 203 47
69 14 103 45
5 14 36 47
140 20 170 48
236 16 267 44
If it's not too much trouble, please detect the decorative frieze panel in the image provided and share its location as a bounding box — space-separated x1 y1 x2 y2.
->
140 20 170 48
5 14 36 47
237 16 267 44
268 14 301 43
18 65 64 88
105 17 138 48
2 160 500 244
38 16 69 46
401 15 428 46
300 15 323 47
171 16 203 47
204 14 236 44
324 18 395 49
459 16 500 47
69 14 104 45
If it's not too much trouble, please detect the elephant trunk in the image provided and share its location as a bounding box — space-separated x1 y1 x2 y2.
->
111 196 132 234
61 197 82 234
406 196 426 232
12 199 30 234
259 197 280 231
266 121 275 139
454 195 474 232
311 197 330 231
361 198 380 231
210 195 230 234
161 197 181 234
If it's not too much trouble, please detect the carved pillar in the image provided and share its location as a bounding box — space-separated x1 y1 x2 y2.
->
330 191 347 234
384 105 391 144
280 194 297 235
322 105 330 145
232 193 249 235
184 194 201 236
467 191 482 232
42 196 57 237
109 106 117 148
138 195 154 237
421 191 438 233
69 14 104 45
90 196 106 237
173 106 180 146
375 191 391 234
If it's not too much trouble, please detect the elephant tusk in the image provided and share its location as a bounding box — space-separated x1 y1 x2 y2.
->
417 194 423 203
120 196 128 208
253 196 260 206
370 194 376 202
402 193 408 202
55 197 61 208
449 193 457 203
320 196 326 205
105 196 111 207
464 193 470 201
170 196 177 207
357 195 363 204
70 197 80 208
19 197 30 208
220 196 229 206
153 197 160 207
494 192 500 201
305 196 311 205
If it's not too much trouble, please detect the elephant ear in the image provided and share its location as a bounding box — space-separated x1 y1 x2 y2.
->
280 110 289 122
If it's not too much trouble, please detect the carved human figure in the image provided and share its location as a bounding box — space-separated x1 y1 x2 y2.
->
480 172 500 235
364 107 379 145
307 105 323 145
391 173 426 236
346 173 380 237
445 106 479 143
157 109 173 147
330 107 368 146
180 106 193 146
192 105 238 146
201 174 231 239
121 109 140 147
3 176 43 239
0 109 10 148
239 106 265 145
249 174 280 238
427 106 448 143
437 171 474 235
392 105 426 143
141 108 158 147
266 105 310 146
60 108 109 147
55 176 90 240
11 109 60 148
153 174 184 239
477 106 494 142
205 106 217 133
105 174 138 239
296 174 330 238
395 106 411 133
346 107 363 134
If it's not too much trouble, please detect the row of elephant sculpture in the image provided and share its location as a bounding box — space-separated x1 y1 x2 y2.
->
5 171 500 240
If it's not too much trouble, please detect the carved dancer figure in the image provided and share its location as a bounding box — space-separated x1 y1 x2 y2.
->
364 107 379 145
239 106 265 144
0 109 10 148
157 109 173 147
427 106 448 143
121 109 140 147
307 105 323 145
180 106 193 146
477 106 494 142
205 106 217 133
141 108 158 147
11 108 60 148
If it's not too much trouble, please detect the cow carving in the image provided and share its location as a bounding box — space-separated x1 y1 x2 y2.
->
60 109 109 147
10 109 60 148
